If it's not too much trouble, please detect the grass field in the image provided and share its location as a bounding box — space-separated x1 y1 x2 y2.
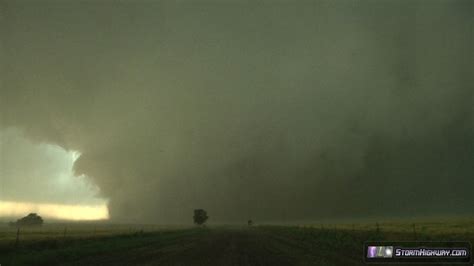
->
0 220 473 266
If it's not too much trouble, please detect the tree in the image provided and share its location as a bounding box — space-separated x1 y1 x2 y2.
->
193 209 208 225
9 213 43 226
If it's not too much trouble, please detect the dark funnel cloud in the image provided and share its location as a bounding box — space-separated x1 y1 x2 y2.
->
1 0 473 223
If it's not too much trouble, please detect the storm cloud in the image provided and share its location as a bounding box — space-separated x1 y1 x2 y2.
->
1 0 473 223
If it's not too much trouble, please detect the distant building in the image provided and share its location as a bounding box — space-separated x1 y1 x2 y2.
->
9 213 44 226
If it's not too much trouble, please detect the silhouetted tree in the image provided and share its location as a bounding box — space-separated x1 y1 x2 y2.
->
9 213 43 227
193 209 208 225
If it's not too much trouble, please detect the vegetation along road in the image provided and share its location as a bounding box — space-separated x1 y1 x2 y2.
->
1 223 473 266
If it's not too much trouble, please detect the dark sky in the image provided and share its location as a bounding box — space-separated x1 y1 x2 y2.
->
1 0 473 223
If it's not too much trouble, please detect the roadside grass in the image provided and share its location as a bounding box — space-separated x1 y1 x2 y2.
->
0 227 206 266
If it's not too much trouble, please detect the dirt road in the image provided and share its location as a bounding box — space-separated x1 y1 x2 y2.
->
65 227 360 266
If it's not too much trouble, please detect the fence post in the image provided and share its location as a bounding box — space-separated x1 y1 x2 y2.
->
412 223 417 240
15 227 20 248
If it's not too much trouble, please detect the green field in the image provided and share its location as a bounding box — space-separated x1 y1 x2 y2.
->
0 220 473 266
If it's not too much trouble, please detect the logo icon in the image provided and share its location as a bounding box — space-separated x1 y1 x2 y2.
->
367 246 393 258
